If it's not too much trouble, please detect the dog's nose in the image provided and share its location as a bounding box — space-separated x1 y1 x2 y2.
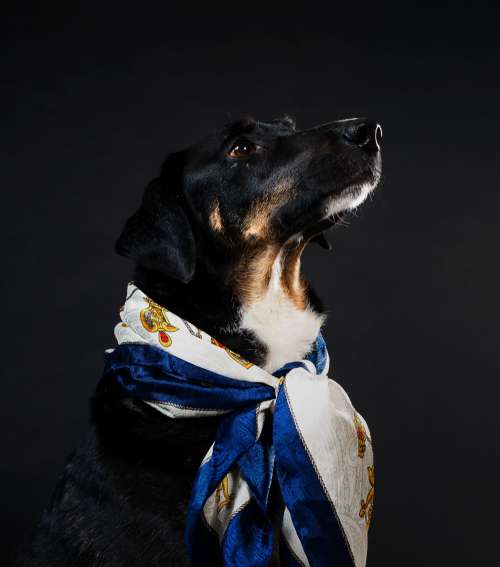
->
342 120 382 152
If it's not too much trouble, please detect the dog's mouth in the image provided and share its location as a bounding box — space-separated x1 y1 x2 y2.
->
304 165 381 248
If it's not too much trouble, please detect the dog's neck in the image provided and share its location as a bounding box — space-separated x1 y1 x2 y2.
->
133 240 325 372
234 241 325 371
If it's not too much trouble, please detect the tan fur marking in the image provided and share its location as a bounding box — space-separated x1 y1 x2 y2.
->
242 179 295 240
232 239 309 310
210 201 223 232
232 244 280 305
280 240 308 309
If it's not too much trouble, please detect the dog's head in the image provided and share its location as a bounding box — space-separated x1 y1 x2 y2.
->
116 116 382 284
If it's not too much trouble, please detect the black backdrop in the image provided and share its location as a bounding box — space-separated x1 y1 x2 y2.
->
2 2 499 565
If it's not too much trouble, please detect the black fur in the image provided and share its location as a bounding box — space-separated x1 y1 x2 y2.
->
17 116 381 566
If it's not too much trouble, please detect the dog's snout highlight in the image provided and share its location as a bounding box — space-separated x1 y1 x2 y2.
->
342 120 382 152
374 124 383 149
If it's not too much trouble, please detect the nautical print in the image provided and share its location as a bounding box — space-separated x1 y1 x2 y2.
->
210 337 254 369
140 297 178 347
359 466 375 528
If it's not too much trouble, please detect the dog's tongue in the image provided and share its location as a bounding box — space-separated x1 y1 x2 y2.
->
310 233 332 250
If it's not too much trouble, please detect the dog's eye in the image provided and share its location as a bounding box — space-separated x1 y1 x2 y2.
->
227 139 257 158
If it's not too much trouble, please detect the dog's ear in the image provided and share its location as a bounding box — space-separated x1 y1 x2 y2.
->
115 157 196 283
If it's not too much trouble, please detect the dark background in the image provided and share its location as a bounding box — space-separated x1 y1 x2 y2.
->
2 2 499 565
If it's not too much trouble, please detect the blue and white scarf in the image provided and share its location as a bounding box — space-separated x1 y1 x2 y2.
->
103 284 374 567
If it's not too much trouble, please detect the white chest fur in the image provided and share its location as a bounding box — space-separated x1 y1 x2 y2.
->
240 255 325 372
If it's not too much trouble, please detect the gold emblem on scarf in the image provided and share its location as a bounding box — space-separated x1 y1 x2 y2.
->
182 319 203 339
211 338 253 369
215 474 233 512
359 465 375 528
140 297 178 347
353 411 367 458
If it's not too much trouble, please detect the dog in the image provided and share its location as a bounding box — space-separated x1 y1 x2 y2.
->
17 116 382 566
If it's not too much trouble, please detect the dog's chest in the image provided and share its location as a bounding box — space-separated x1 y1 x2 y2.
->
240 282 324 373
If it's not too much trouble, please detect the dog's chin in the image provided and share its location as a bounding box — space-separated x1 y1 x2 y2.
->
279 163 382 247
299 173 380 247
325 180 376 217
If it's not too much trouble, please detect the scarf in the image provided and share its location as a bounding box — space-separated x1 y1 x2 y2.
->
102 283 374 567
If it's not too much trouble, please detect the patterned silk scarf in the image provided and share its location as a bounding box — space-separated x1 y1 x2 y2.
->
102 283 374 567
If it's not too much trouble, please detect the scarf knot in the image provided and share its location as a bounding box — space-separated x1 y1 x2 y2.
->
102 284 374 567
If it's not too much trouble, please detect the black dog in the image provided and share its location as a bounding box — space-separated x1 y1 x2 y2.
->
17 116 382 566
